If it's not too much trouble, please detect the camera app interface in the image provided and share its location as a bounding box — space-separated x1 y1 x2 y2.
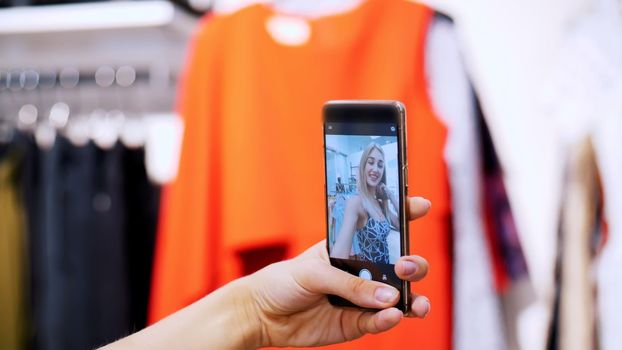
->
325 122 402 284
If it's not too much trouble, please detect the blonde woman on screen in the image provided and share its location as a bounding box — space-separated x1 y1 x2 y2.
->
331 142 400 263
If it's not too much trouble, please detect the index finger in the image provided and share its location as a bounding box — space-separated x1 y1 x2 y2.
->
408 197 431 221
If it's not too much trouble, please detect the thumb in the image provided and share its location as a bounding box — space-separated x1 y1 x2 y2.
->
297 262 399 309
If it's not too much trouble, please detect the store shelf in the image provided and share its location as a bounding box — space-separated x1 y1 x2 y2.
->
0 1 179 34
0 1 197 72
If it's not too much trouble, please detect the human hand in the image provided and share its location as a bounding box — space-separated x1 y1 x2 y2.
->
98 197 432 350
376 183 388 199
238 196 432 348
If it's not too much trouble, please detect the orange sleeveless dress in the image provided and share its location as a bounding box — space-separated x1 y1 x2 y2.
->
150 1 451 348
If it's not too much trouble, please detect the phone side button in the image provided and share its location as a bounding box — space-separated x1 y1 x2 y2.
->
403 165 409 186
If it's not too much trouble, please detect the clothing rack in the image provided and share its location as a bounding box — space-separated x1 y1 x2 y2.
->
0 1 195 150
1 68 154 89
0 65 175 146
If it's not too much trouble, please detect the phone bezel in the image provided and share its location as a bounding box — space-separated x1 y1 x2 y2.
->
322 100 410 313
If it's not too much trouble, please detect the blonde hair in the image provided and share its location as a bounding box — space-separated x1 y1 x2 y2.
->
357 142 388 219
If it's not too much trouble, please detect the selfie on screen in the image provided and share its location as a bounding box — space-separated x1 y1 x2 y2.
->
326 133 401 265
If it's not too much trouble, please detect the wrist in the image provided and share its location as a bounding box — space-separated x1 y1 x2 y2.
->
228 277 266 349
193 277 264 349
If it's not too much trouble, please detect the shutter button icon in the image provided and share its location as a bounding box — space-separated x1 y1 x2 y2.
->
359 269 372 280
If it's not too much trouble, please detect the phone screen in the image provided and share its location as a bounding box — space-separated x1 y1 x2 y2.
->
323 102 409 311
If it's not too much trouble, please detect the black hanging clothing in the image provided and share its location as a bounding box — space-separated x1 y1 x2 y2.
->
123 147 160 331
21 135 160 350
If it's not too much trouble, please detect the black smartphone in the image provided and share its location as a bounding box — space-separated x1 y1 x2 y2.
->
323 100 410 313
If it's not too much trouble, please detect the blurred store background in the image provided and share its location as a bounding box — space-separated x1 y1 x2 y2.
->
0 0 620 349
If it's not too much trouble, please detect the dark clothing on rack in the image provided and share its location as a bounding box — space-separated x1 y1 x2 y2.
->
16 135 160 350
24 138 128 349
479 108 529 288
123 147 160 330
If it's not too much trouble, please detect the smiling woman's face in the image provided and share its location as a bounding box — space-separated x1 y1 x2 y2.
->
364 148 384 188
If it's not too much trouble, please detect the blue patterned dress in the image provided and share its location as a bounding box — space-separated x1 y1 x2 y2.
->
355 217 391 263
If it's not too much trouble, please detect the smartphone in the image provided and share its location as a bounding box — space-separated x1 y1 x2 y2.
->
323 100 410 313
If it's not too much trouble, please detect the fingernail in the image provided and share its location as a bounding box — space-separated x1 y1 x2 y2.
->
375 287 398 303
423 299 431 318
424 199 431 209
401 261 418 275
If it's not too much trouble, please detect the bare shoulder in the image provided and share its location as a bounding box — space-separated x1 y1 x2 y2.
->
345 196 363 212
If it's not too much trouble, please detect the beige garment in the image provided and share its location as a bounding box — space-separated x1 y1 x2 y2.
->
501 276 538 350
0 150 28 350
558 138 599 350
